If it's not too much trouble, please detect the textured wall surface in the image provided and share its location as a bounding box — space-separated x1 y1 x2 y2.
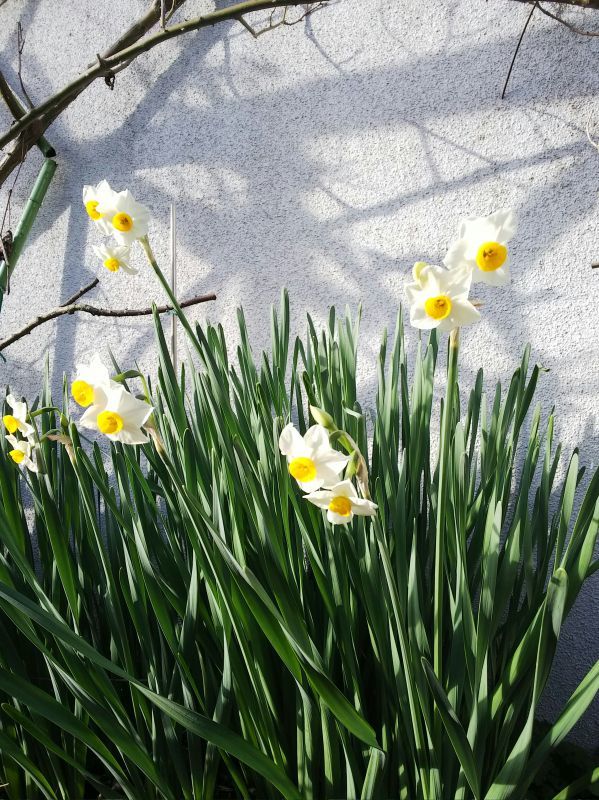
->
1 0 598 745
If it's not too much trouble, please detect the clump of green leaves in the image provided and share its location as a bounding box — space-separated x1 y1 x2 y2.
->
0 290 598 800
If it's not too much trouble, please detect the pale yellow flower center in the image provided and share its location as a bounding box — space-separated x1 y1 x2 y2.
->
424 294 452 320
289 456 316 482
71 380 94 407
476 241 507 272
112 212 133 232
85 200 103 220
3 414 18 434
9 449 25 464
104 258 121 272
328 496 352 517
97 411 124 435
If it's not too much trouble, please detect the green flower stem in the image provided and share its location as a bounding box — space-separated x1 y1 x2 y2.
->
140 235 200 352
433 327 459 750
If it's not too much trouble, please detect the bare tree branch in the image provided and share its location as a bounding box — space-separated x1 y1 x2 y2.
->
0 0 329 164
511 0 599 7
0 290 216 352
535 0 599 33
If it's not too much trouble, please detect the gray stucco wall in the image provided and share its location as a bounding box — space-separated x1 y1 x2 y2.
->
1 0 598 746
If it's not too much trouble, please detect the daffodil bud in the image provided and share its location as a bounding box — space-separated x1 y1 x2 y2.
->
412 261 428 283
309 405 337 432
344 450 360 480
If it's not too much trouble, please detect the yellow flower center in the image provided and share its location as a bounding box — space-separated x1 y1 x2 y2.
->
476 241 507 272
71 380 95 407
112 212 133 232
328 496 352 517
104 258 121 272
85 200 103 220
3 414 18 434
424 294 452 320
9 449 25 464
289 456 317 482
97 411 124 435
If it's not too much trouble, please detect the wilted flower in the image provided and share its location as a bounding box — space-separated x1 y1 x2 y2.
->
405 264 480 332
92 243 136 274
5 434 37 472
2 394 34 439
71 353 114 408
96 189 150 245
443 209 516 286
279 423 349 492
80 385 153 445
82 180 119 235
304 480 377 525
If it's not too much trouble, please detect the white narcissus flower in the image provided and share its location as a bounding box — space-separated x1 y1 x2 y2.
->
443 209 516 287
3 394 34 439
279 423 349 492
304 480 377 525
405 264 480 332
82 180 119 235
80 385 153 445
5 434 38 472
96 189 150 244
92 243 137 274
71 353 115 408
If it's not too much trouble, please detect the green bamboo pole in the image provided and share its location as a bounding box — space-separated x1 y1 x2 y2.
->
0 158 57 315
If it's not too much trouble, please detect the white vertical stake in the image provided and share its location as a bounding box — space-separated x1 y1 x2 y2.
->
170 203 177 372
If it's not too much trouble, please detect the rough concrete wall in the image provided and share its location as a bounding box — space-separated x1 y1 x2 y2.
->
1 0 598 745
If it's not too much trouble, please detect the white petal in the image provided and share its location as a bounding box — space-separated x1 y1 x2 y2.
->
80 404 101 430
5 434 19 448
112 426 149 445
316 449 350 473
448 299 481 328
472 262 510 287
327 510 353 525
296 476 326 493
443 238 472 272
24 455 38 473
303 425 330 453
350 497 378 516
327 480 358 499
279 423 306 457
317 464 349 489
303 490 333 510
488 208 516 241
410 304 440 330
17 420 35 438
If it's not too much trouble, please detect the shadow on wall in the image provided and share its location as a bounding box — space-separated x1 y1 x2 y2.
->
1 0 599 746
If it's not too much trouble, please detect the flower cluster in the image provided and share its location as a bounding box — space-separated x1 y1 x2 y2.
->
71 354 153 445
279 423 377 525
3 395 37 472
406 209 516 332
83 180 150 275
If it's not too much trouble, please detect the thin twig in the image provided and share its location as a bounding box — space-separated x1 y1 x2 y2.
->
0 291 216 352
536 1 599 34
502 2 537 99
61 278 99 306
511 0 599 8
16 22 34 109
